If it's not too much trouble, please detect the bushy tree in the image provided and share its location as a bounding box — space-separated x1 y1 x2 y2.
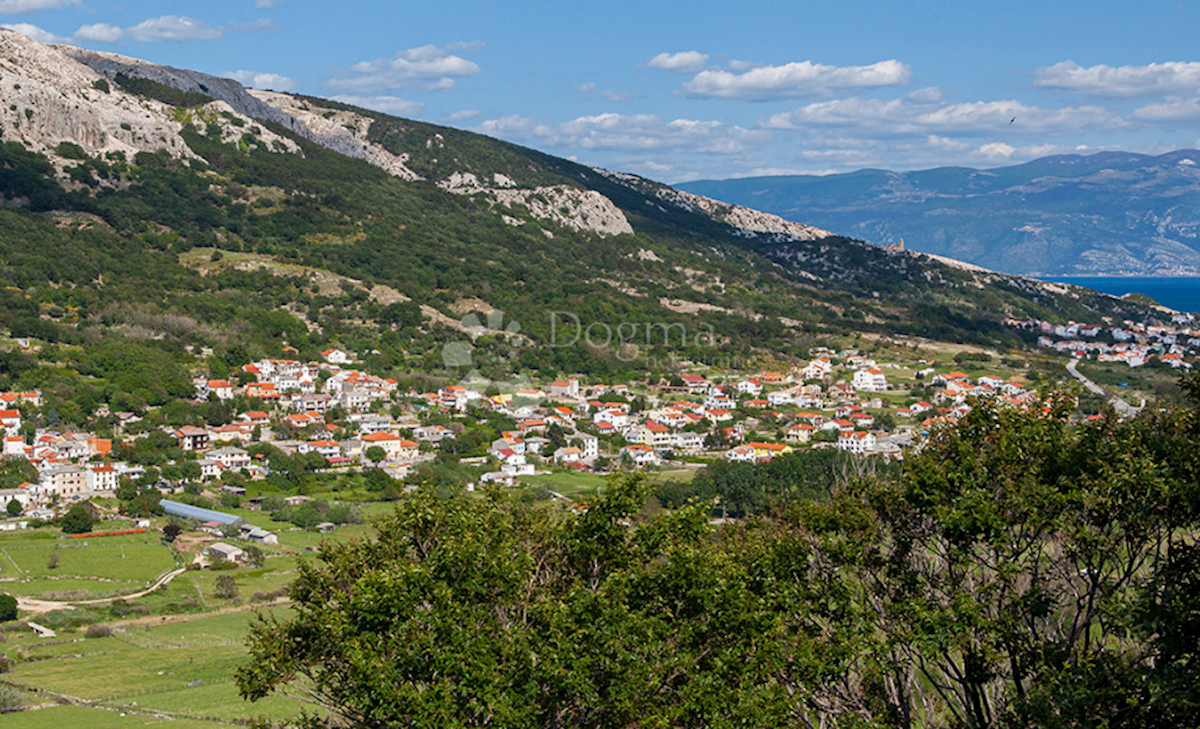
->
215 574 238 600
59 503 93 534
0 593 16 621
162 521 183 542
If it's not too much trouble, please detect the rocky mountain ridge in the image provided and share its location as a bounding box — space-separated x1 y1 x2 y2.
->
0 28 833 246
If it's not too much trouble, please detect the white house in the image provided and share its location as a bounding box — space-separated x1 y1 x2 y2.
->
85 464 119 494
852 369 888 392
837 431 877 454
670 431 707 453
574 433 599 460
801 358 833 380
725 445 758 462
322 348 351 365
735 380 763 396
622 445 660 468
766 390 795 407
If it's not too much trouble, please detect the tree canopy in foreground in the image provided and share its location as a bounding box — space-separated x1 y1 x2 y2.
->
239 388 1200 729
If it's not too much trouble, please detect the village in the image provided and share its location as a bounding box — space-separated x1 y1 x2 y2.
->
0 334 1106 539
1008 310 1200 368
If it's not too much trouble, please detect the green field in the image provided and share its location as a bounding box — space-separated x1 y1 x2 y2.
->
0 516 390 725
519 468 695 502
2 704 240 729
0 530 177 600
5 608 302 724
207 505 381 551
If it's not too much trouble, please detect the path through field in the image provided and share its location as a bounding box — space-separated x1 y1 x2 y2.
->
15 568 187 614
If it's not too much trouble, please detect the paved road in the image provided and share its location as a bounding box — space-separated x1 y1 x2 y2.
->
16 567 188 614
1067 359 1141 418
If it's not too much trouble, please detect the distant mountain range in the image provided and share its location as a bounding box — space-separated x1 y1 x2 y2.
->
679 152 1200 277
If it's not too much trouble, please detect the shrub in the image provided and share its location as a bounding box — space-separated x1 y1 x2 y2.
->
0 594 15 622
85 624 113 638
215 574 238 600
60 504 94 534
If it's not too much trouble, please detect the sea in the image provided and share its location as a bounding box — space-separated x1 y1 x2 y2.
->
1041 277 1200 315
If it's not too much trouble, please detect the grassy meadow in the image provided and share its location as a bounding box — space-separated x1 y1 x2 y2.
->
0 518 372 725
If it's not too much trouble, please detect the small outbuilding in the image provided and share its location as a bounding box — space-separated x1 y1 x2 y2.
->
208 541 245 564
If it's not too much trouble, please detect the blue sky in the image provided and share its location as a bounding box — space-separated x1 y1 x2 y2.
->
7 0 1200 182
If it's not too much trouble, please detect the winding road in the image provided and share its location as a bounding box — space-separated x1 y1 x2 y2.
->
1067 359 1142 418
15 567 188 614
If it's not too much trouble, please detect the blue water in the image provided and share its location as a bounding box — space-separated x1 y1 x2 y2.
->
1042 277 1200 314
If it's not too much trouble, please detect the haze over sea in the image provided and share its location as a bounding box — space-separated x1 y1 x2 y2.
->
1044 277 1200 315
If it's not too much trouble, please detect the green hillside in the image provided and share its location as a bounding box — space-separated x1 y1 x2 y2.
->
0 85 1168 408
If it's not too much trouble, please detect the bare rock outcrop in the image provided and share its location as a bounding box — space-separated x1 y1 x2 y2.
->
61 45 304 133
247 90 420 180
439 172 634 237
0 28 190 159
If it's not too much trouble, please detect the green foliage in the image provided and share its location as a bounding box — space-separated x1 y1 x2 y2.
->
79 340 192 406
655 448 873 516
0 142 73 210
236 389 1200 728
60 503 94 534
55 141 88 160
5 498 19 516
0 592 15 621
240 477 798 727
0 457 37 490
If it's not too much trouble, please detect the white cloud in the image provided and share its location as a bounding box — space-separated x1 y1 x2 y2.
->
74 23 122 43
1132 98 1200 122
476 115 548 139
1035 60 1200 98
254 0 281 7
735 166 816 177
126 16 223 42
773 137 1073 175
764 96 1115 136
0 0 76 14
573 82 597 93
441 109 480 123
478 112 769 155
331 44 480 92
976 142 1064 161
647 51 709 74
224 70 297 92
68 15 272 44
904 86 944 103
926 134 969 151
682 59 911 100
329 95 424 117
977 141 1016 160
1 22 69 43
446 40 484 51
602 90 633 103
